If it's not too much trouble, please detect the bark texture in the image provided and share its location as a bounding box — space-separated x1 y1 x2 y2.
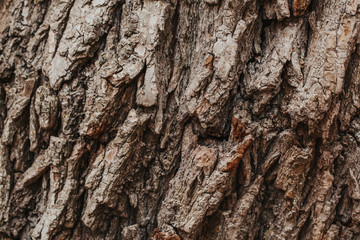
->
1 0 360 239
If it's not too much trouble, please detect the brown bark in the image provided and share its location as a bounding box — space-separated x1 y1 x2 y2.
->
1 0 360 239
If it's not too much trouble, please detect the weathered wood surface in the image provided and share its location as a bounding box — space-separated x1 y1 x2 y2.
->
1 0 360 239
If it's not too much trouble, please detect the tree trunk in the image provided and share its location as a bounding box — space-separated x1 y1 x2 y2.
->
1 0 360 239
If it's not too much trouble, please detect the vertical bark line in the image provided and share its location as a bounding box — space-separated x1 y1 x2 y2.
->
0 0 360 239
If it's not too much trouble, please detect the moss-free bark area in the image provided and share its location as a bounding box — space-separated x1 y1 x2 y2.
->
0 0 360 239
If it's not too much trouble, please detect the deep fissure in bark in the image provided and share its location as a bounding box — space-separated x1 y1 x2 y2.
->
1 0 360 239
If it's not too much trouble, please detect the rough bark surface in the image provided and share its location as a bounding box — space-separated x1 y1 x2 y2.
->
1 0 360 239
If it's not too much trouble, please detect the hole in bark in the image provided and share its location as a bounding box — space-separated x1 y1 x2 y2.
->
295 122 309 148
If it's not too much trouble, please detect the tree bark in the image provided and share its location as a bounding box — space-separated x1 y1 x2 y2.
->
1 0 360 239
